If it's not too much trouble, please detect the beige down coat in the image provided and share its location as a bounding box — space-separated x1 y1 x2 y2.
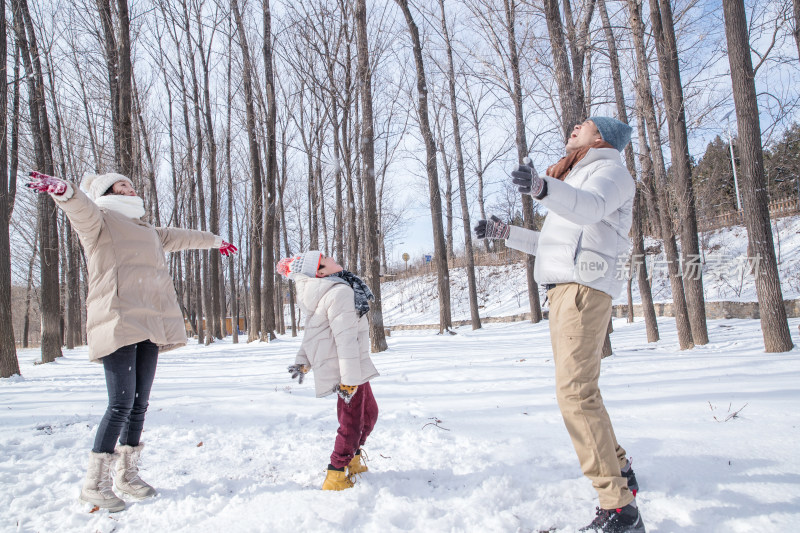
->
53 184 220 362
293 275 379 397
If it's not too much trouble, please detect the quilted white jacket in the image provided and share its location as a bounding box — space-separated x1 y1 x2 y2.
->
505 147 635 298
293 274 379 397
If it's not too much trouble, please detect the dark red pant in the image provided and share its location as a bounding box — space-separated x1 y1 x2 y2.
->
330 381 379 469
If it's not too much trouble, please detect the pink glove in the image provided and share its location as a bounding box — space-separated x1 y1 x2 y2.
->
220 240 238 256
26 171 68 195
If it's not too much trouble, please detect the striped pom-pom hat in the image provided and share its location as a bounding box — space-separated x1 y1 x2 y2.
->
276 251 323 279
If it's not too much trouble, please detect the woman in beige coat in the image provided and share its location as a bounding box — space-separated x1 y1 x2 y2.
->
28 171 237 512
278 251 379 491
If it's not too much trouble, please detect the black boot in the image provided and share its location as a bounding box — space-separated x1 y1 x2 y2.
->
622 459 639 496
580 503 646 533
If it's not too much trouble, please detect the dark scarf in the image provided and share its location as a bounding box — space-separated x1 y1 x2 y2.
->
546 141 615 181
331 270 374 318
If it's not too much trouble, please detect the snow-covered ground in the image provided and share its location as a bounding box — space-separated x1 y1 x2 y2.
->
3 316 800 532
381 215 800 326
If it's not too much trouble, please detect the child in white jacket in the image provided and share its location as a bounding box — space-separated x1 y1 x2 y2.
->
277 251 379 491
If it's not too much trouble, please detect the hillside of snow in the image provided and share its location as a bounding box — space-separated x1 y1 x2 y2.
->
380 215 800 326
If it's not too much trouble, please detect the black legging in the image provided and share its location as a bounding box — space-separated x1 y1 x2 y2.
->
92 340 159 453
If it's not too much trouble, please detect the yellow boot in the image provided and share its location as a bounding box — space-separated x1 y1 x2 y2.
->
322 466 354 491
348 450 368 476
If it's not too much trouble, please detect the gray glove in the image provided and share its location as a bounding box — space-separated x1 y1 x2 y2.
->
511 157 545 198
474 215 510 241
287 364 309 384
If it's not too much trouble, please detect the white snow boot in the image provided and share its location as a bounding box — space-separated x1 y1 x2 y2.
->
79 451 125 512
114 443 157 500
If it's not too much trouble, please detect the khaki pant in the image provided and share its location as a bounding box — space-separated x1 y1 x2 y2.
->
548 283 633 509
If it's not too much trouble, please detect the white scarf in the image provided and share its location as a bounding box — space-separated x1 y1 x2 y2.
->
95 195 146 219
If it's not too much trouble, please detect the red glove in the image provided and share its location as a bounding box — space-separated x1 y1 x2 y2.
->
220 240 238 256
26 171 68 196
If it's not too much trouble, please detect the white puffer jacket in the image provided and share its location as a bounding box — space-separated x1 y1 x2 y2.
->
505 147 635 298
293 274 379 397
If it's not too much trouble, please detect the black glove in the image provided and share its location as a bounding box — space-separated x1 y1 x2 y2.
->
474 215 510 241
288 364 309 384
511 157 545 198
335 384 358 404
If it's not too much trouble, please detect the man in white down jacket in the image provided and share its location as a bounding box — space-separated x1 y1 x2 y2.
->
277 251 379 492
474 117 645 533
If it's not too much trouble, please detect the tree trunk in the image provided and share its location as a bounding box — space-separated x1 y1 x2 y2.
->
355 0 389 351
116 0 134 177
96 0 120 167
0 0 20 377
226 20 238 344
504 0 542 323
722 0 793 352
132 76 160 225
466 91 491 253
440 135 455 261
628 0 693 349
648 0 708 345
261 0 278 341
22 229 39 349
794 0 800 61
279 125 298 338
14 0 62 363
231 0 263 342
439 0 481 329
598 0 657 341
543 0 582 138
193 6 222 339
396 0 453 333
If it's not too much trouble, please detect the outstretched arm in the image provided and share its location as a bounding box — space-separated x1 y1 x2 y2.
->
27 172 103 246
155 227 229 253
474 215 539 256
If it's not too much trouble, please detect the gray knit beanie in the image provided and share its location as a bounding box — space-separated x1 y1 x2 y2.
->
588 116 632 152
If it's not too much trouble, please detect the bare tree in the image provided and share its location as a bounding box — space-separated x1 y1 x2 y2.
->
231 0 264 342
355 0 389 351
261 0 278 341
226 17 238 344
395 0 453 333
1 0 20 378
722 0 793 352
628 0 693 349
13 0 62 363
504 0 542 323
438 0 481 329
597 0 658 341
648 0 709 345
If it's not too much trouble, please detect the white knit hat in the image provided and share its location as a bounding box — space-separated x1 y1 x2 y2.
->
82 172 134 201
276 251 323 279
